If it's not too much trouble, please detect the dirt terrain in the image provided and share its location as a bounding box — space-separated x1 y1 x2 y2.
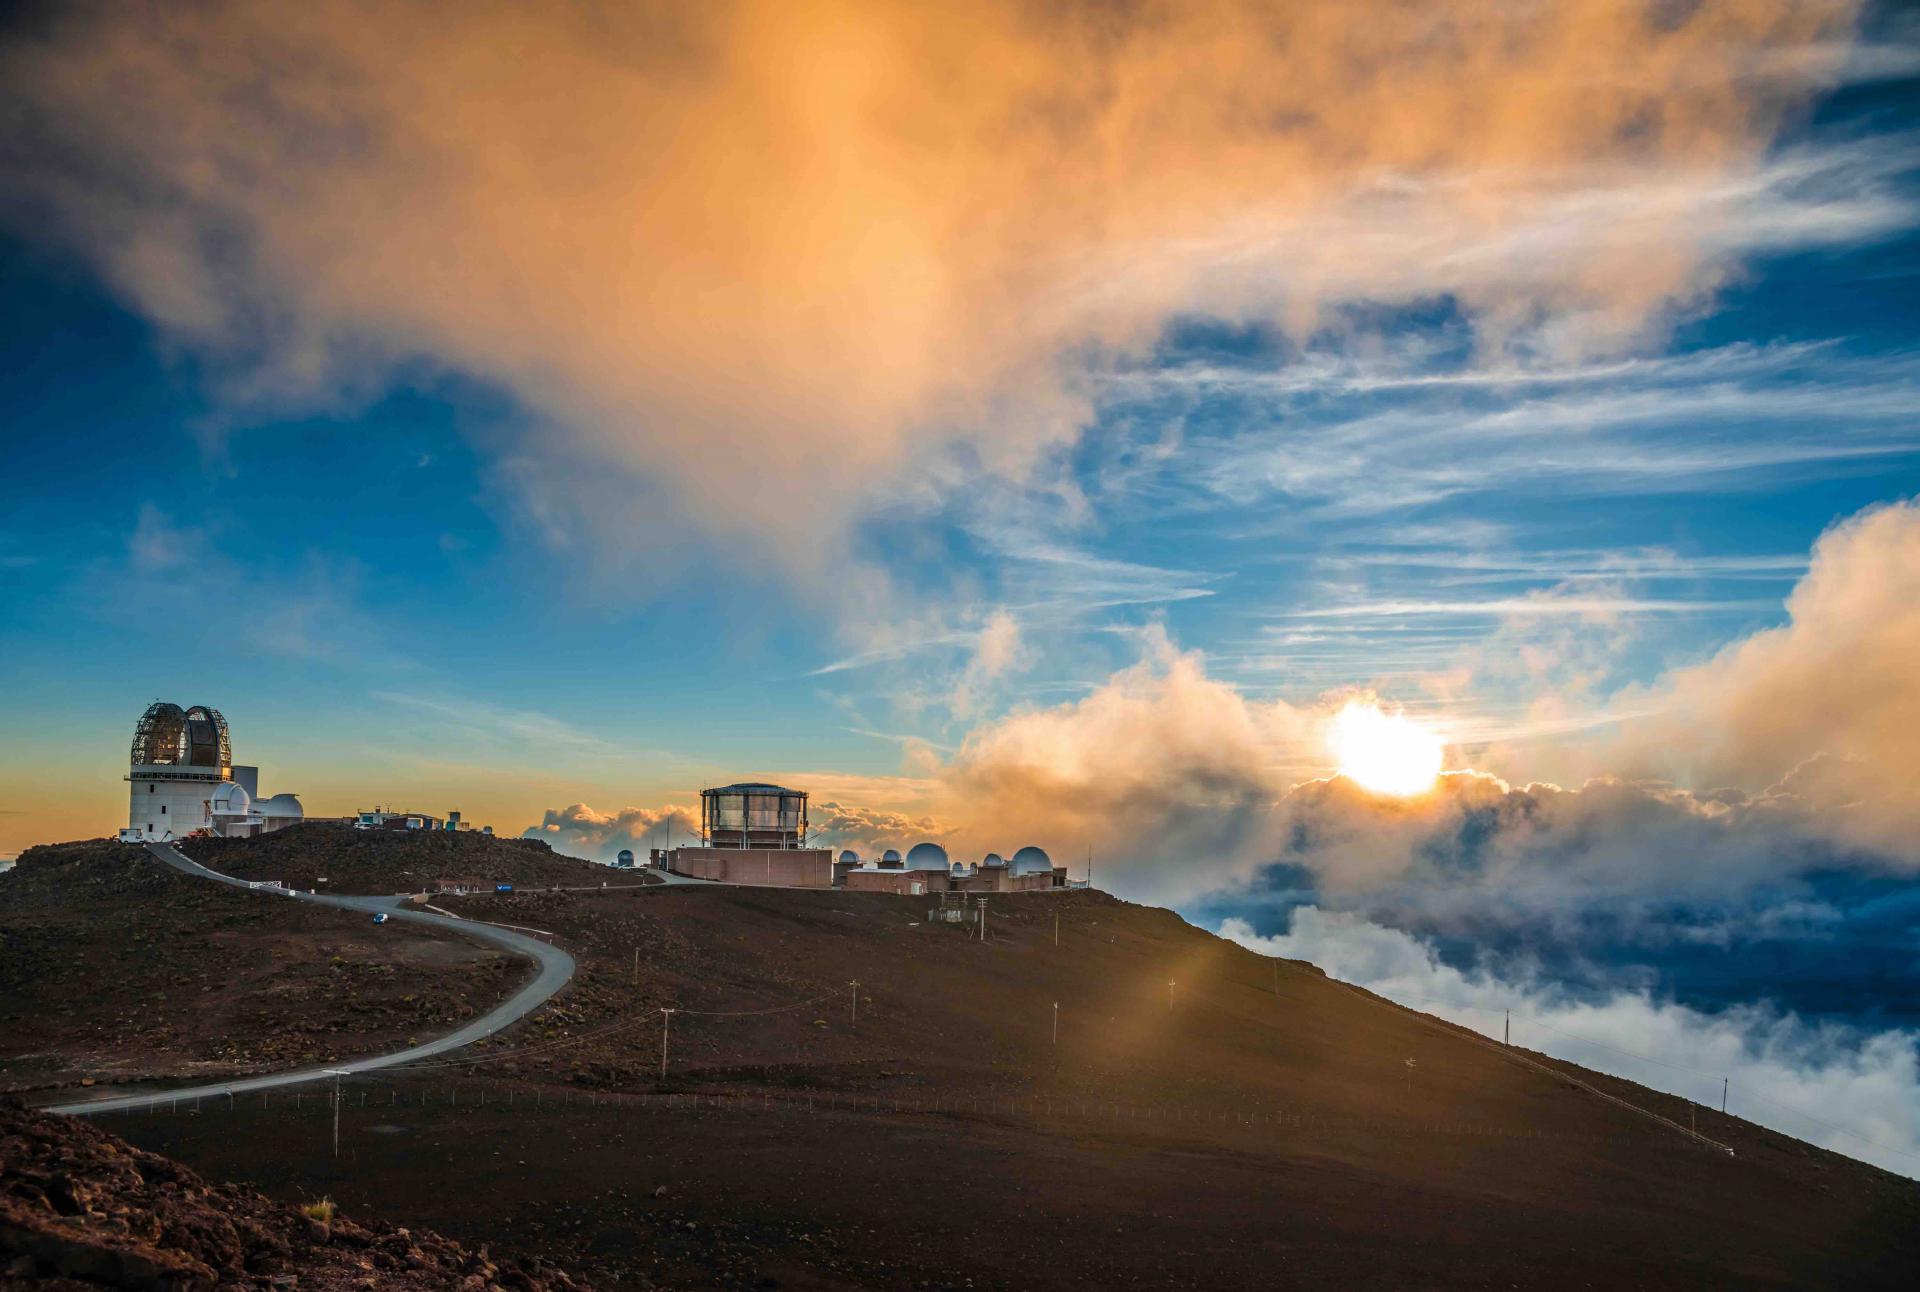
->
0 841 527 1096
0 1098 587 1290
87 879 1920 1289
183 823 614 896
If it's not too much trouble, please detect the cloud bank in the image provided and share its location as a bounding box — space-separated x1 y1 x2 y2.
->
1 0 1870 568
1619 500 1920 857
525 802 698 863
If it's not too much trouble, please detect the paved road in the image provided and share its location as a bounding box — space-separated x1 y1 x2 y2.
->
49 842 575 1116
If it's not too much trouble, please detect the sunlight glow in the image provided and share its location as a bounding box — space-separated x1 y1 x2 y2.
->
1328 701 1444 797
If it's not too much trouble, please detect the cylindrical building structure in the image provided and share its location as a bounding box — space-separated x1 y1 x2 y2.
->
700 782 809 849
127 701 232 840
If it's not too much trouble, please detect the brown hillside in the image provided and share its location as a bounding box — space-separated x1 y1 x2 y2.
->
0 841 526 1096
182 823 615 895
101 882 1920 1290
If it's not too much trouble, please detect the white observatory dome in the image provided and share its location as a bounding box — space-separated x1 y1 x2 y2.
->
839 850 861 864
905 842 950 871
1009 846 1053 876
209 781 252 816
259 793 303 820
880 848 903 866
982 852 1005 868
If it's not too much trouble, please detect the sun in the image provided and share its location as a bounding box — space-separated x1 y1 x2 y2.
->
1328 701 1444 796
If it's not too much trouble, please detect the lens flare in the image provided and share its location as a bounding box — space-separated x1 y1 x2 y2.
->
1328 701 1443 797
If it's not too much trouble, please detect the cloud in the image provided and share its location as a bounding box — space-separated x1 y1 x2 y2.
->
524 802 699 863
0 0 1878 570
938 625 1311 899
925 498 1920 913
524 796 949 862
1616 499 1920 859
947 610 1029 718
370 691 614 756
1222 907 1920 1178
808 801 951 856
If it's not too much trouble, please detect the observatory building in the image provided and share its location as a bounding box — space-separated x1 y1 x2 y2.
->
651 782 834 887
125 702 304 841
844 842 1066 895
645 778 1071 894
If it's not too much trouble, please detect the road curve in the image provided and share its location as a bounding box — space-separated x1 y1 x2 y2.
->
49 842 575 1116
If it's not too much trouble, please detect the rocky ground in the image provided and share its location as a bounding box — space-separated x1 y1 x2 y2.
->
0 842 527 1096
182 824 616 896
0 1098 588 1290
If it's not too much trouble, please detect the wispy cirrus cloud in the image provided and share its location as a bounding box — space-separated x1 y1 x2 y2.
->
369 691 613 756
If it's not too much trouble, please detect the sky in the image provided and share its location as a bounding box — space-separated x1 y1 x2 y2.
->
3 0 1920 1172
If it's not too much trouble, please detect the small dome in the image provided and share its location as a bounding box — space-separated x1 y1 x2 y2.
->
1010 846 1053 875
616 849 635 865
880 848 902 865
905 842 950 871
209 782 252 815
838 850 860 864
982 853 1005 868
259 793 303 819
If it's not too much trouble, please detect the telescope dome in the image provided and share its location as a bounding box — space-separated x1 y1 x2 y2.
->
905 842 950 871
130 701 230 774
259 793 303 819
209 781 251 816
1009 846 1053 876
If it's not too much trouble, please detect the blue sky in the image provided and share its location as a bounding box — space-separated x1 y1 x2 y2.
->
4 0 1920 1171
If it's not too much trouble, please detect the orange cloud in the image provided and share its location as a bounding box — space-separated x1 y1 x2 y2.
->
2 0 1859 568
1622 499 1920 859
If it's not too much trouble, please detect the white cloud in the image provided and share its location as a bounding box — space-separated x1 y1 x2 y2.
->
524 802 698 862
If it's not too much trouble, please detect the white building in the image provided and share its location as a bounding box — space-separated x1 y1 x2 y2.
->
125 701 303 841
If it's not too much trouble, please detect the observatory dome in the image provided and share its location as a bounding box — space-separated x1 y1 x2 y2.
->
982 852 1005 868
1009 846 1053 876
130 701 231 774
905 842 950 871
259 793 303 819
209 781 252 816
838 850 860 864
879 849 902 867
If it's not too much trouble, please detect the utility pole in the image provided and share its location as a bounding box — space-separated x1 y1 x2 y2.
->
1722 1077 1728 1115
325 1069 350 1158
1054 911 1059 947
1504 1009 1509 1047
1087 846 1094 891
1052 1001 1058 1047
660 1008 676 1082
849 980 860 1025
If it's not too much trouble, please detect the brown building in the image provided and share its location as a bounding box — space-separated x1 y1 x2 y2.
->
666 846 833 887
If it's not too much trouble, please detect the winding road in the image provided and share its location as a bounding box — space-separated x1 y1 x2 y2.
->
49 842 575 1116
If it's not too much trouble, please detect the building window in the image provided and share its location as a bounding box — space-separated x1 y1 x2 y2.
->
160 804 166 814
